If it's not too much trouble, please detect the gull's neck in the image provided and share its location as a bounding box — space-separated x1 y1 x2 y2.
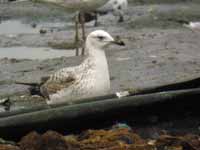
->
82 42 110 82
84 42 108 68
81 42 110 94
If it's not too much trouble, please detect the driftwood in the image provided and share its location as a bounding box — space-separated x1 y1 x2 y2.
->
0 87 199 129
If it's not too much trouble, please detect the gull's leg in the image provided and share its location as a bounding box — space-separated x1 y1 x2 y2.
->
94 12 99 27
75 13 79 56
80 12 86 56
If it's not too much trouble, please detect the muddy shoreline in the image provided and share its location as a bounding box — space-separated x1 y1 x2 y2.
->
0 3 200 95
0 0 200 147
0 1 200 105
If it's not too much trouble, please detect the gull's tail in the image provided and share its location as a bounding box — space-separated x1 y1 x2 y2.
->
15 76 50 99
15 81 39 86
15 81 42 96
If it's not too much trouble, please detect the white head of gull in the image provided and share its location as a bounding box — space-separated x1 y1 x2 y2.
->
39 30 125 105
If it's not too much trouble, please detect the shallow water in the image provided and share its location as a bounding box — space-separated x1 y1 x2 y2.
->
0 20 39 34
0 20 66 35
0 47 75 59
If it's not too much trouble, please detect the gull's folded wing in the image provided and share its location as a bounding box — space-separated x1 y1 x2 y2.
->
40 67 77 99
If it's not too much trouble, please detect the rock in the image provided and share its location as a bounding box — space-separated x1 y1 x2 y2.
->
39 29 47 35
31 23 37 28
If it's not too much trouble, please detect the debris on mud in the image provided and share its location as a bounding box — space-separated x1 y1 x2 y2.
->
0 58 25 64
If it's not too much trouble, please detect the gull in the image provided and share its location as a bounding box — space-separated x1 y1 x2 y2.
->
16 30 125 105
184 22 200 31
98 0 128 22
33 0 109 56
79 0 128 26
164 19 200 32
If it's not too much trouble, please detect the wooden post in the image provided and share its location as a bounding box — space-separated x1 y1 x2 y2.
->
80 12 86 56
75 14 79 56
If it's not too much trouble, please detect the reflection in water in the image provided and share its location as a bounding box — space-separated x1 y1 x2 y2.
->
0 47 75 59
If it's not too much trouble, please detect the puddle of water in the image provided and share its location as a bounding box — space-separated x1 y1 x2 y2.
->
0 20 39 34
0 20 66 35
0 47 75 59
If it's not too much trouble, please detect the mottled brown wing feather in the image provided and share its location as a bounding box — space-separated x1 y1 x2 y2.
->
40 76 75 99
40 85 50 100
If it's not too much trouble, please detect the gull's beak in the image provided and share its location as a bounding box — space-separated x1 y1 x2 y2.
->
111 36 125 46
112 40 125 46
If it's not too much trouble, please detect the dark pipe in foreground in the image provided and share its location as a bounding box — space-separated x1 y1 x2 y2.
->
0 88 200 140
1 76 200 118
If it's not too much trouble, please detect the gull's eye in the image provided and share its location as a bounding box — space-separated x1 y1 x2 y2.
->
97 36 105 41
